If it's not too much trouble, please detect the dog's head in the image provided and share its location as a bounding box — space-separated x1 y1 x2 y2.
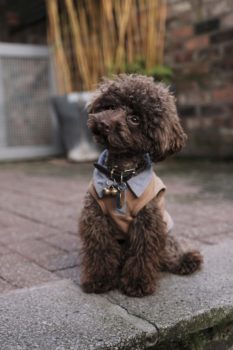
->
87 74 187 162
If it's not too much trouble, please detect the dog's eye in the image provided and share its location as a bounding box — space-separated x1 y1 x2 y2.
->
127 115 140 125
104 105 114 110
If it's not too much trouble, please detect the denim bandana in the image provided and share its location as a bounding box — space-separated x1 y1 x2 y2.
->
93 150 153 199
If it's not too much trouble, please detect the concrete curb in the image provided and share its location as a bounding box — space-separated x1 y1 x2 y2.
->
0 280 158 350
107 239 233 344
0 240 233 349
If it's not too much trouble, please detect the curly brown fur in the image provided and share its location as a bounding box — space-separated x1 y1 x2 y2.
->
78 74 203 297
79 193 121 293
120 197 167 297
160 234 203 275
88 74 187 161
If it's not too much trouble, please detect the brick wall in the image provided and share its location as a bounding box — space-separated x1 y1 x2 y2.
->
165 0 233 158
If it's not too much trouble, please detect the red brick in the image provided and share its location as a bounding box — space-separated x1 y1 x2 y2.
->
195 18 220 35
8 239 64 266
0 253 59 288
215 57 233 71
211 29 233 44
197 46 221 60
173 26 193 38
42 233 80 252
0 216 61 245
205 1 233 17
0 191 78 233
8 237 80 271
212 86 233 103
168 1 192 16
186 35 209 50
174 50 193 64
221 13 233 29
0 174 87 205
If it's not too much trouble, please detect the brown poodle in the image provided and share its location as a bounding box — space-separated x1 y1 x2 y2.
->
78 74 203 297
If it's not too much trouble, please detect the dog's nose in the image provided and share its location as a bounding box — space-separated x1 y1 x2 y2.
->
100 120 110 133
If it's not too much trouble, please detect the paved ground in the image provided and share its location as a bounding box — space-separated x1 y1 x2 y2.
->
0 158 233 349
0 158 232 294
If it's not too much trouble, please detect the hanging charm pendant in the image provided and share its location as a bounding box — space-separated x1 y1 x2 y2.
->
116 182 127 209
116 188 125 209
103 183 118 197
116 190 121 209
102 180 127 210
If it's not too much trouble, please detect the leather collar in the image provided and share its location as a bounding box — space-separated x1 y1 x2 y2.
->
94 163 137 182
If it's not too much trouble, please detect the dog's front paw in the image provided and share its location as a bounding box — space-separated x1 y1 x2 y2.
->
120 278 155 297
81 278 117 294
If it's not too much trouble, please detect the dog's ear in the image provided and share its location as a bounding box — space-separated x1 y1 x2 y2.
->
87 77 115 113
149 91 187 162
86 91 102 113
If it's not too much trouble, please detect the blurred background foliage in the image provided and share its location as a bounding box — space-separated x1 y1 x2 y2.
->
122 58 173 83
46 0 168 93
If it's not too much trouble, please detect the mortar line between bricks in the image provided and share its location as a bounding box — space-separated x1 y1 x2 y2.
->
37 236 80 253
0 274 22 289
0 206 76 234
4 245 80 274
104 294 160 342
35 236 69 254
52 264 81 272
0 186 73 206
4 249 60 273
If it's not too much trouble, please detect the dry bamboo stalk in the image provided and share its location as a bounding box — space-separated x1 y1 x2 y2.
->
78 4 92 83
85 0 98 85
65 0 91 90
60 9 74 84
146 0 158 69
101 0 116 71
47 0 167 91
100 7 111 70
126 9 134 64
81 2 98 86
139 0 147 61
46 0 72 93
115 0 133 70
158 0 167 65
131 1 140 59
87 0 105 81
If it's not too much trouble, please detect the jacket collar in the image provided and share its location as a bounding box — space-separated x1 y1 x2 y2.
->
93 150 153 198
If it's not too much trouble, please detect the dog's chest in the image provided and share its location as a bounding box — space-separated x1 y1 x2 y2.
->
89 173 165 234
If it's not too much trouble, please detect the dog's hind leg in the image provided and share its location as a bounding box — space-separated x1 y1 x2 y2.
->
160 234 203 275
78 193 121 293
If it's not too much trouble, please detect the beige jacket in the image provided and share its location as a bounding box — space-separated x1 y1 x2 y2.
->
89 173 173 234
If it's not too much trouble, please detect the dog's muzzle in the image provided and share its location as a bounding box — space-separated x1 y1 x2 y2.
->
88 109 126 136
